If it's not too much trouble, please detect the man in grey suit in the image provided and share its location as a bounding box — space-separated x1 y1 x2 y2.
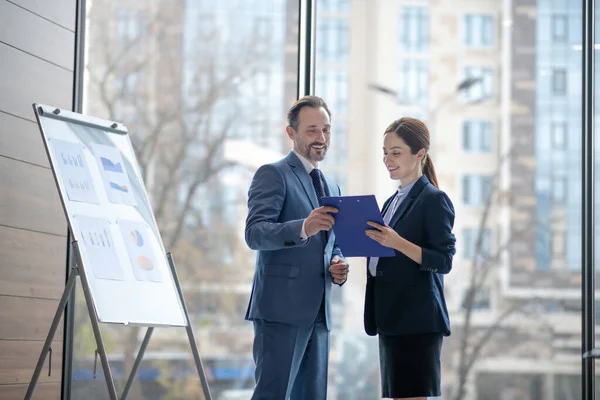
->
245 95 349 399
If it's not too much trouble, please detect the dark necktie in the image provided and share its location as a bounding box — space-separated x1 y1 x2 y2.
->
310 168 326 206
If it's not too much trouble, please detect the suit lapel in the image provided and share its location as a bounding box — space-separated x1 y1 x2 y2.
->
380 195 395 217
322 175 338 247
367 195 394 269
323 175 336 197
388 175 430 228
287 152 319 209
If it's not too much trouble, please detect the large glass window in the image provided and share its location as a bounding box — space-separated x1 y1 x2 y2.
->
76 1 298 398
316 1 584 399
72 0 590 399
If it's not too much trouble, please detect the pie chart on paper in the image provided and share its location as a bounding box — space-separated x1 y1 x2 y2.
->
131 229 144 246
118 219 163 282
137 256 154 271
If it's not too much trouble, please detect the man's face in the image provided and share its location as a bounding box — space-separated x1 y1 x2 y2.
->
286 106 331 166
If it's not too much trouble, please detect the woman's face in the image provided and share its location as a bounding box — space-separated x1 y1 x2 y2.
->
383 132 424 183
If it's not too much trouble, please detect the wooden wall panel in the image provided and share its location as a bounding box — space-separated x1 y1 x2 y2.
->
0 1 75 70
0 382 60 400
0 296 64 341
0 156 66 236
0 226 66 299
0 43 72 121
0 341 63 384
0 112 49 167
0 0 79 397
8 0 76 31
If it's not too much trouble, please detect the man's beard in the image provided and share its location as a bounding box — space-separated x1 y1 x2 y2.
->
307 143 327 161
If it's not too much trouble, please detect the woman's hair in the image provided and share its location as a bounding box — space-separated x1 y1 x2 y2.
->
384 117 439 188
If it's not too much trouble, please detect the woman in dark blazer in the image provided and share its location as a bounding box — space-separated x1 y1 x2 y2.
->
364 117 456 400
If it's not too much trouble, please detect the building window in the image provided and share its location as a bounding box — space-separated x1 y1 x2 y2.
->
463 120 492 152
551 69 567 95
462 174 492 206
551 15 568 42
551 122 567 149
398 59 428 105
552 177 567 203
116 70 140 96
463 227 492 259
536 221 551 270
463 66 493 102
317 19 349 61
253 68 270 97
552 229 566 260
463 14 494 47
399 7 429 52
316 69 348 114
196 15 215 40
320 0 349 13
253 17 273 54
116 10 145 46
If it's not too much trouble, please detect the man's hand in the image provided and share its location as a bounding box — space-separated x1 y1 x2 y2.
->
329 256 349 284
304 206 338 237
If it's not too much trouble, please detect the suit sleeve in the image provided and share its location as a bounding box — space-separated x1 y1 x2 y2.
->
245 164 308 251
331 183 345 260
330 183 348 285
420 191 456 274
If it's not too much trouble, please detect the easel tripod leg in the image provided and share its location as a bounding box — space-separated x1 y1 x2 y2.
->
121 327 154 400
166 252 213 400
24 268 78 400
73 241 119 400
187 324 213 400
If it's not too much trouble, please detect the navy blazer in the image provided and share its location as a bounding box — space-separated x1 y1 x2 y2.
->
245 152 344 330
364 175 456 337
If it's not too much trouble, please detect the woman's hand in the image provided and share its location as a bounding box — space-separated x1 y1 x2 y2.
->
365 221 401 250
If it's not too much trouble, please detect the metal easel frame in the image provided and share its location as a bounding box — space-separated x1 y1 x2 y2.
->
24 241 212 400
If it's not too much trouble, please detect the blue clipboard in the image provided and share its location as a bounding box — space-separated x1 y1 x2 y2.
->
322 195 395 257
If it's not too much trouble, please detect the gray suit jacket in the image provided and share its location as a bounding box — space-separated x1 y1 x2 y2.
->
244 151 344 330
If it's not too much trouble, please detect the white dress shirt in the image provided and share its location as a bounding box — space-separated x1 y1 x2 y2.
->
368 179 417 276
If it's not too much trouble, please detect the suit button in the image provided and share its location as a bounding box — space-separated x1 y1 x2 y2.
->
377 271 383 277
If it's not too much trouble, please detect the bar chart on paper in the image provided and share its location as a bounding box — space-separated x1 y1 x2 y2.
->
50 139 99 204
91 143 137 206
76 214 125 281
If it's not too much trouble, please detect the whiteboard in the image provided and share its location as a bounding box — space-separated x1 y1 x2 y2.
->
33 104 187 327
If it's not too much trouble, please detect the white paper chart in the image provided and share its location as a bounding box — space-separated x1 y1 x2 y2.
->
118 219 163 282
35 103 187 326
76 215 125 281
91 143 137 206
50 139 99 204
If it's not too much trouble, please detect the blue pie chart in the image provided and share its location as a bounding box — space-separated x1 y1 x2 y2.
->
130 229 144 247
